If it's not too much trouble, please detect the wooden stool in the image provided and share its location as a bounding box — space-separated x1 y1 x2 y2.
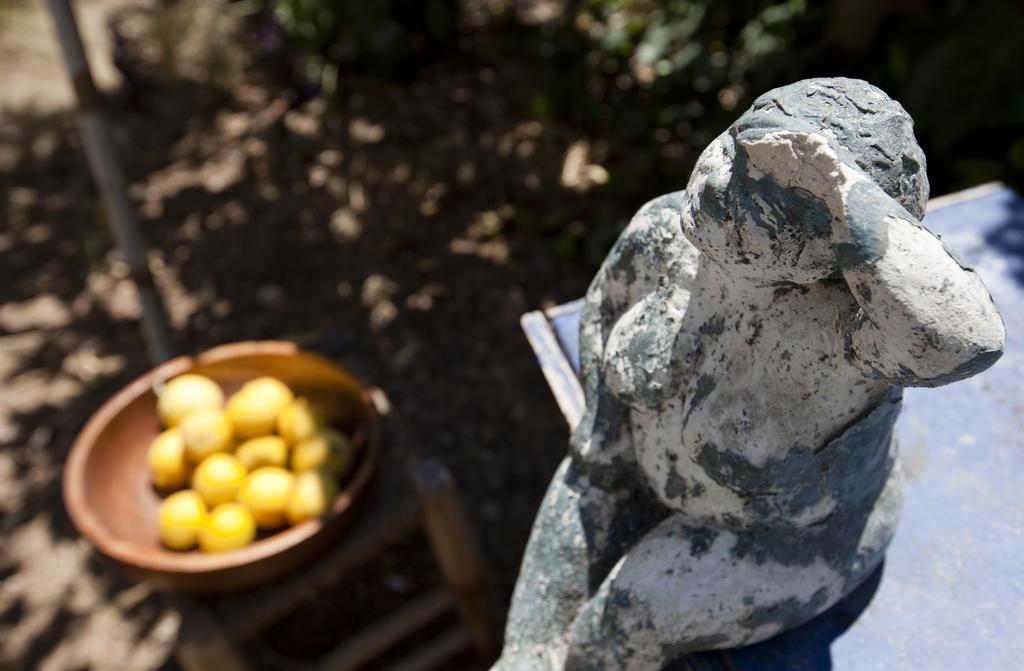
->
173 454 498 671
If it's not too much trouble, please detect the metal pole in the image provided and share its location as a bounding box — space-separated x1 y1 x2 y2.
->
45 0 174 365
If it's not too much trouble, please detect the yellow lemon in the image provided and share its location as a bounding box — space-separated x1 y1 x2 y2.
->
226 378 293 438
157 374 223 427
198 503 256 553
235 435 288 470
290 433 330 473
290 428 350 474
277 397 322 444
192 453 247 507
238 466 295 529
158 489 207 550
286 469 338 525
242 376 294 406
180 409 234 463
147 428 188 489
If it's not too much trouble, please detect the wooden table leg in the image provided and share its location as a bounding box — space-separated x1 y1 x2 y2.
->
411 459 499 663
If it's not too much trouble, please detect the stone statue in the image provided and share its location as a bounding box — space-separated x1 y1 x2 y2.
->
495 78 1006 671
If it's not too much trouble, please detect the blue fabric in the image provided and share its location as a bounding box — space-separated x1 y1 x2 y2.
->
546 187 1024 670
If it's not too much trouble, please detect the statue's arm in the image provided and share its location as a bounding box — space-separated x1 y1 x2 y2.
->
832 178 1004 386
741 131 1005 387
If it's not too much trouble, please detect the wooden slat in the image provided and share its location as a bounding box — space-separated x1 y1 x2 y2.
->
380 626 471 671
520 310 585 429
411 461 499 662
925 180 1003 212
317 588 455 671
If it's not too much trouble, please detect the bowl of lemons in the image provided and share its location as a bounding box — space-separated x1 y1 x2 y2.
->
63 341 379 592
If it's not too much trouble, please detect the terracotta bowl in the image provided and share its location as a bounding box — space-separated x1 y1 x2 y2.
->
63 341 379 593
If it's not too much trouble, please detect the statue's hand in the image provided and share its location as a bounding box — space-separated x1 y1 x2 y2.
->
738 129 852 218
739 130 1004 386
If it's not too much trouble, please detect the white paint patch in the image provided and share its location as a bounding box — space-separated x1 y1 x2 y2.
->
791 495 838 527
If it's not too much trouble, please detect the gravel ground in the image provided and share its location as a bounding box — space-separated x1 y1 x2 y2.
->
0 2 632 669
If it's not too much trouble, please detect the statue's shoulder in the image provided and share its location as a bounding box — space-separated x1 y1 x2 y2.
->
599 193 697 294
579 192 700 410
603 283 692 409
583 192 699 336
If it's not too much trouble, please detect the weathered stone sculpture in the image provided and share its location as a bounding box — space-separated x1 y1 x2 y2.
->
496 78 1006 670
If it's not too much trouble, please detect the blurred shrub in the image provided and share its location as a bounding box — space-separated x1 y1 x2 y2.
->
521 0 1022 192
513 1 818 184
475 1 824 260
506 0 1024 261
110 1 247 91
258 0 1023 194
857 1 1024 192
265 0 459 92
253 0 1023 258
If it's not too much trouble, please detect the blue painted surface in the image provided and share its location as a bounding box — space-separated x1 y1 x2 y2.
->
542 187 1024 670
550 301 582 375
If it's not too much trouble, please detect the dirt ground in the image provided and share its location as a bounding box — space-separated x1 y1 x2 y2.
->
0 1 623 669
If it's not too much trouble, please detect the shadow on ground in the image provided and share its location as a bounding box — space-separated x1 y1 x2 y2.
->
0 39 651 668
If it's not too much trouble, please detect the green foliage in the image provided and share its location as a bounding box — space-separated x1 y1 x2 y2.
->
510 0 1023 259
267 0 459 87
490 1 823 260
259 0 1024 260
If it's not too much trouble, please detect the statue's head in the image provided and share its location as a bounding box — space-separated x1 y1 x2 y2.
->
682 78 929 284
